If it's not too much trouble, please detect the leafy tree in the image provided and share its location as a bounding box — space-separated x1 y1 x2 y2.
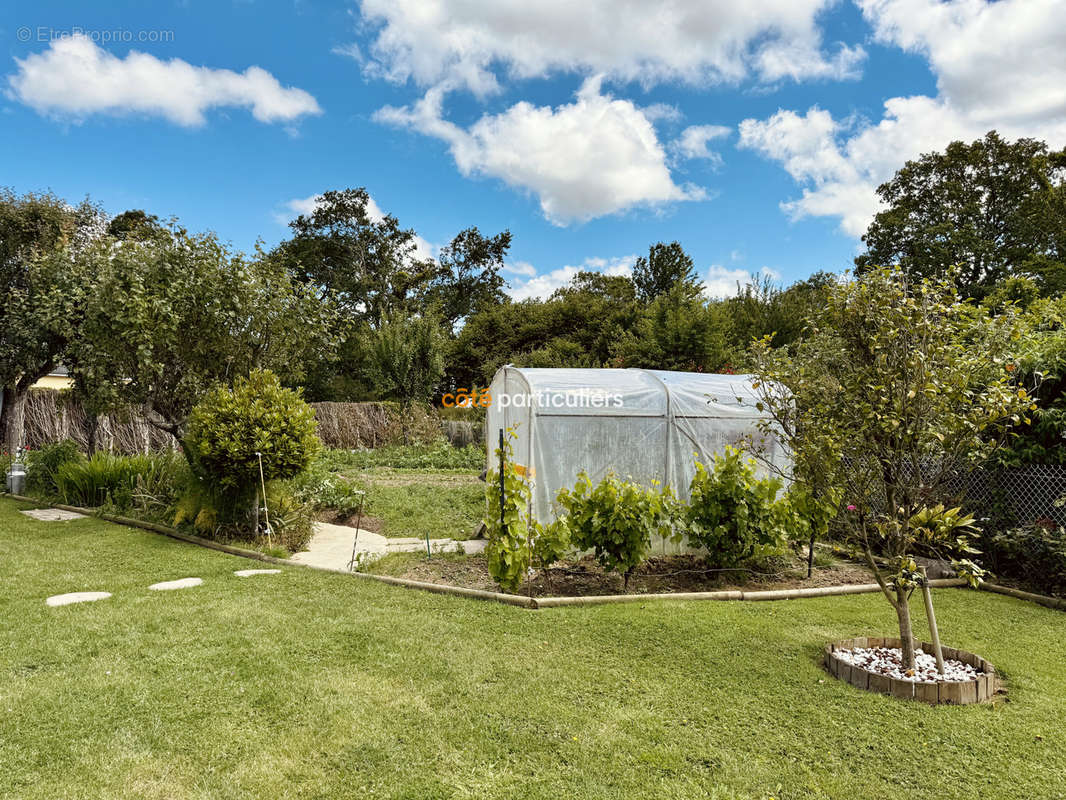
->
447 270 638 389
632 241 702 303
856 131 1066 297
426 227 511 328
66 225 335 443
106 209 164 241
0 189 106 452
751 266 1033 670
277 188 434 325
363 312 446 441
724 271 837 359
614 283 731 371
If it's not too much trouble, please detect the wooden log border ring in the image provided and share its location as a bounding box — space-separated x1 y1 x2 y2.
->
824 636 998 705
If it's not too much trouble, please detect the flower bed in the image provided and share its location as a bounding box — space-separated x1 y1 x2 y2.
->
824 636 997 705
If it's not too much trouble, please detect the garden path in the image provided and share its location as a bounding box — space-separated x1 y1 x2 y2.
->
291 522 486 571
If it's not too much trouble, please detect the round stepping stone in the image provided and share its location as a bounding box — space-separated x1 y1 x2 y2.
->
46 591 111 607
234 569 281 577
148 577 203 591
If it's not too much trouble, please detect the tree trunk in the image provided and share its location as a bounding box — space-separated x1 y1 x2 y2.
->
894 586 917 671
1 386 28 456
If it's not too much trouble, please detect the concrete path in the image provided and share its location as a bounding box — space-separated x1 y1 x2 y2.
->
290 522 486 571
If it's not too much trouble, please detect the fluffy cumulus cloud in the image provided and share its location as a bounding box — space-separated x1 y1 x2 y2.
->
506 255 636 301
353 0 865 94
276 193 434 260
739 0 1066 237
7 34 321 126
674 124 732 164
376 77 704 225
703 265 782 298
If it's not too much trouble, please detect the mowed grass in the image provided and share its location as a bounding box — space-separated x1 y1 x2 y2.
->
2 498 1065 800
339 467 485 540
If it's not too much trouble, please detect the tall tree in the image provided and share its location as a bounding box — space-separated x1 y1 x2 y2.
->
426 227 511 328
277 188 434 326
856 131 1066 297
632 241 702 303
0 189 106 452
614 285 731 372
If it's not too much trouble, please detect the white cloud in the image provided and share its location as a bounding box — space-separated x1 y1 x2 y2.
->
503 261 538 278
703 265 754 298
355 0 866 95
739 0 1066 237
376 76 705 225
506 255 635 301
6 34 321 127
276 193 434 260
674 124 732 164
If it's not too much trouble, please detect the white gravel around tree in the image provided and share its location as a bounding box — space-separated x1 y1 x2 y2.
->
836 646 983 683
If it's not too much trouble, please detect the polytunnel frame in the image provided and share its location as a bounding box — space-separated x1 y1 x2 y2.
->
489 366 778 535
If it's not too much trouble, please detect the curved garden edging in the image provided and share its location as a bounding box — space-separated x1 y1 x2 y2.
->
0 493 1024 611
825 636 998 704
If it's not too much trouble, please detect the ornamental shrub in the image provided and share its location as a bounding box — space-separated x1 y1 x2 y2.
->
556 471 679 589
26 439 83 497
685 446 792 567
184 369 320 512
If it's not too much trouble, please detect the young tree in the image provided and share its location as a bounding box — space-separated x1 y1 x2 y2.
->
632 241 702 304
751 266 1033 669
0 190 107 452
856 131 1066 297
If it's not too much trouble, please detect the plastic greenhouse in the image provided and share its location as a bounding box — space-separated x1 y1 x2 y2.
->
484 367 787 535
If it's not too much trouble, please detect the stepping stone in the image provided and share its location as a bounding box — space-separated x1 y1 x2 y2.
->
46 591 111 607
148 577 203 591
234 569 281 577
22 508 87 522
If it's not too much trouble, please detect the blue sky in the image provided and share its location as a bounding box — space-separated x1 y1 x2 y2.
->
2 1 1063 298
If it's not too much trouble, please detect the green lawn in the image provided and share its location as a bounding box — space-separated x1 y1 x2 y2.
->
2 497 1065 800
337 467 484 540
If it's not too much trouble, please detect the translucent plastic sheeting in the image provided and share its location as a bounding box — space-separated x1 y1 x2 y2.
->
485 367 789 543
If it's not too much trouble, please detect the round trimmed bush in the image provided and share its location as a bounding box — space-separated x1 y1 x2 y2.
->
185 369 320 501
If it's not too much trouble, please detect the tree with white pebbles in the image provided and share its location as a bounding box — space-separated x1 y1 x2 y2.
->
750 266 1035 672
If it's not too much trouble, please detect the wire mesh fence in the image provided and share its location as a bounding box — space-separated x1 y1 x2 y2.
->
836 457 1066 530
953 464 1066 528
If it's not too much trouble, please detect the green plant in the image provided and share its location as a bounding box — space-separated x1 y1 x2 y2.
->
319 440 484 471
25 439 83 497
184 369 320 520
685 447 792 568
483 430 535 593
555 471 679 590
983 522 1066 596
51 451 180 511
288 462 365 517
264 481 315 553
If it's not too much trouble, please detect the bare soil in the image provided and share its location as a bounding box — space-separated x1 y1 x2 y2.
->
373 551 873 597
314 509 385 532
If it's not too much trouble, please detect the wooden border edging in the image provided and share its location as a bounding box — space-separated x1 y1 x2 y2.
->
4 493 970 610
977 581 1066 611
824 636 997 705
